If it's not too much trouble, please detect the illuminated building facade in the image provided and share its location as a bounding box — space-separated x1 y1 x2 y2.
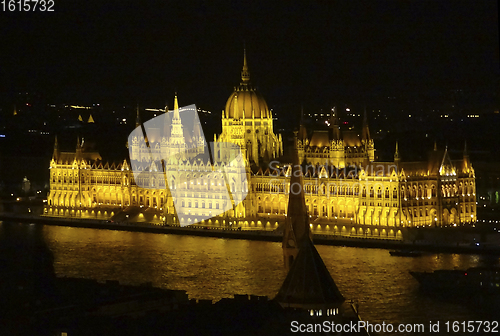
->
298 108 374 168
47 95 249 226
46 53 477 238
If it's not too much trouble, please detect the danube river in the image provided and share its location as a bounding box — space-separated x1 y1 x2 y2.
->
1 221 499 335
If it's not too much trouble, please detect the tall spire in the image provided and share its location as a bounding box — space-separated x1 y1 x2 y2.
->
439 145 449 171
282 131 311 270
169 93 185 146
135 103 141 128
174 93 179 111
76 136 82 160
241 47 250 83
394 141 400 163
463 140 470 170
52 135 59 161
173 93 181 121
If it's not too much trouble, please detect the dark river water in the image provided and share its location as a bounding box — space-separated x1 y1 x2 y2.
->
2 221 499 335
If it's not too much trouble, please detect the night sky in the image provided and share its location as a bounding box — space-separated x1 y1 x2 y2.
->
0 0 498 112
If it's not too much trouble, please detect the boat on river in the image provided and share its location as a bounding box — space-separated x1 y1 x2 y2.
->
389 250 423 257
410 267 500 293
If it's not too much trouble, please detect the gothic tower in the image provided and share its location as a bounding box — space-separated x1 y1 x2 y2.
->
329 106 345 167
362 108 375 161
276 134 345 315
282 132 311 270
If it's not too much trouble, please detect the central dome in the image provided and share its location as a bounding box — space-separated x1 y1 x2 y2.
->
225 86 269 119
224 50 270 119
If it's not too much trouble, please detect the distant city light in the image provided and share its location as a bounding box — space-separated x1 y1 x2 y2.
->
70 105 92 109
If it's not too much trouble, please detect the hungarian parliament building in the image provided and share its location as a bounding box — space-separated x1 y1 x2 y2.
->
45 52 477 239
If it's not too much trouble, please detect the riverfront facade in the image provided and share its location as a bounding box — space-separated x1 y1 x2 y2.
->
46 53 477 238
